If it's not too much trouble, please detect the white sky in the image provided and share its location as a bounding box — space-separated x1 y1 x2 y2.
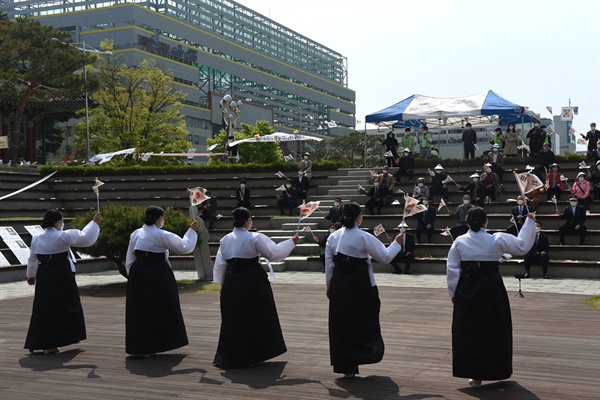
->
236 0 599 149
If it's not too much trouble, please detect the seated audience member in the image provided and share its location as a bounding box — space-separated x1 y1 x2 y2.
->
415 196 436 243
457 174 485 207
236 180 251 208
324 197 343 224
199 190 218 230
277 180 298 216
506 195 529 236
449 195 474 239
545 163 564 201
315 223 339 270
570 172 592 214
395 148 415 183
390 221 415 274
523 221 550 279
480 163 499 202
366 178 387 215
412 177 430 200
558 196 587 245
590 160 600 200
429 164 449 204
486 143 505 183
292 170 310 202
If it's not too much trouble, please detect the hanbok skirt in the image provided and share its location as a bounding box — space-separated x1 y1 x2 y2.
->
24 252 86 351
452 261 512 380
213 256 286 368
126 251 188 355
329 253 384 374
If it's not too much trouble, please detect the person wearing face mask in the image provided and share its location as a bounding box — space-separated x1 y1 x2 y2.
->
412 177 430 200
523 222 550 279
324 197 343 224
457 174 485 208
226 135 239 164
25 209 102 355
292 170 310 202
506 195 529 236
480 164 499 203
570 172 591 214
581 123 600 160
213 207 299 368
316 223 340 269
418 126 434 159
390 221 415 274
379 131 399 167
558 196 587 245
125 206 198 358
298 152 313 180
533 142 556 182
401 128 415 154
447 207 536 389
366 178 387 215
198 189 218 230
416 196 436 243
429 164 449 204
236 180 251 208
526 120 546 156
485 144 505 183
461 123 478 159
277 179 298 216
488 127 505 151
503 124 519 156
545 163 564 201
591 141 600 164
395 147 415 184
325 202 404 378
448 195 474 239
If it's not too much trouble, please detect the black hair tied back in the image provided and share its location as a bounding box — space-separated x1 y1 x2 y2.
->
466 206 487 232
340 202 361 228
232 207 251 228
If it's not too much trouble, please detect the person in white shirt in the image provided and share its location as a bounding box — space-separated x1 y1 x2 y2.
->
25 209 101 354
213 207 299 368
325 202 404 378
125 206 198 358
447 207 535 389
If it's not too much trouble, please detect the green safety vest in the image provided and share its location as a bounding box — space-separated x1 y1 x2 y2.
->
419 133 432 148
402 136 414 150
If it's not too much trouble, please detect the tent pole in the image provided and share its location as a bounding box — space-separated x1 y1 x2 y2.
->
363 122 367 168
521 113 525 158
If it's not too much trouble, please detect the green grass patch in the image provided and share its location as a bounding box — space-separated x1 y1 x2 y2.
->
585 296 600 310
79 279 221 297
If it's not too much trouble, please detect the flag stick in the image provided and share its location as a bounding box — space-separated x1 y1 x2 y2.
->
96 192 100 212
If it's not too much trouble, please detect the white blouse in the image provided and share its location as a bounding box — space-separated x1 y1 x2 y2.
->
325 226 401 287
213 227 295 284
26 220 100 278
446 217 536 298
125 224 198 273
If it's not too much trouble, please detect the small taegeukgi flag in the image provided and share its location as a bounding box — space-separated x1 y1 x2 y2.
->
404 195 427 217
275 184 286 191
373 224 386 237
579 161 589 170
442 175 454 184
92 178 104 194
546 106 553 114
515 172 544 194
383 151 393 157
275 171 287 178
298 201 320 220
283 154 294 161
437 198 447 212
188 187 210 206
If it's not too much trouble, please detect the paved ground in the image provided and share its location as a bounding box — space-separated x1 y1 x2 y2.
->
1 270 598 301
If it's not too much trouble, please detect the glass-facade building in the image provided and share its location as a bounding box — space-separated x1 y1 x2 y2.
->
1 0 356 147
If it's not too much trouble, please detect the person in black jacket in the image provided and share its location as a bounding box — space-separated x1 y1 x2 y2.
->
380 131 399 167
558 196 587 245
457 174 485 207
581 122 600 160
524 221 550 279
315 223 339 269
527 120 548 156
324 197 343 224
199 190 218 230
365 179 387 215
292 171 310 202
461 123 477 159
390 221 415 274
277 180 298 215
415 196 436 243
236 180 251 208
506 195 529 236
395 148 415 183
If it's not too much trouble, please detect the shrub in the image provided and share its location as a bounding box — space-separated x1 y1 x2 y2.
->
71 204 195 278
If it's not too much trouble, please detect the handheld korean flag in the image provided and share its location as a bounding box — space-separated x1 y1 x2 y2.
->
373 224 389 239
514 171 544 195
579 161 589 170
403 194 427 220
560 175 571 189
207 143 219 151
275 184 286 191
296 201 321 231
275 171 289 180
525 165 535 172
92 178 104 211
188 187 210 206
551 195 559 214
440 226 454 242
302 225 317 241
283 154 294 162
370 170 379 178
141 152 153 162
383 151 393 158
437 197 449 212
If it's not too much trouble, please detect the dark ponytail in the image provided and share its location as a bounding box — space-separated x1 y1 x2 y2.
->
466 206 487 232
232 207 251 228
144 206 164 225
340 202 361 228
41 209 62 229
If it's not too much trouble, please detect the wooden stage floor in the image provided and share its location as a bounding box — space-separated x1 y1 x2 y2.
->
1 285 598 400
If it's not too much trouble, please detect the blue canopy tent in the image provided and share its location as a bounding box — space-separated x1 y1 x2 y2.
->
365 90 540 127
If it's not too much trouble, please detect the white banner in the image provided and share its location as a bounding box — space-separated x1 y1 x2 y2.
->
229 132 323 147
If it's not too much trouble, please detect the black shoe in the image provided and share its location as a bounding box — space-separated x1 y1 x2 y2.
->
523 273 530 279
544 275 549 279
404 270 411 275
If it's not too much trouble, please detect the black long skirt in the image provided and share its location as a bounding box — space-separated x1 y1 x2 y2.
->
329 253 384 374
125 251 188 355
452 266 512 380
24 252 86 351
213 257 287 368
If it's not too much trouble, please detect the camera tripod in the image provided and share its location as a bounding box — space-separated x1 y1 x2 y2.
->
515 276 525 298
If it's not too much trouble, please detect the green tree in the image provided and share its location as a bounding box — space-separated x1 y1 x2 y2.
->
71 204 194 278
206 120 281 165
79 40 190 165
328 130 380 168
0 17 93 162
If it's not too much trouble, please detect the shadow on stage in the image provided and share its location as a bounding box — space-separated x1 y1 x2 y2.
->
219 361 319 389
457 380 540 400
19 348 100 378
124 353 206 379
332 375 447 400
